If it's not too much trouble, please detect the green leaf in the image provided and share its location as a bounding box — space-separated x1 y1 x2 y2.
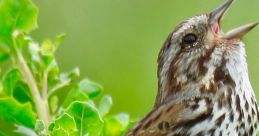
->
66 101 104 136
41 39 55 56
0 97 36 128
64 67 80 79
2 68 21 95
28 42 41 64
0 45 10 62
62 83 89 108
41 56 54 70
40 39 55 67
50 96 59 113
78 79 103 99
13 81 32 103
51 128 68 136
0 0 38 46
2 69 32 104
55 33 65 47
114 113 130 127
0 51 9 62
47 59 59 75
14 32 31 48
48 67 80 97
49 113 78 136
28 42 42 74
0 0 38 33
103 113 130 136
34 120 46 135
0 131 5 136
0 83 3 96
98 95 112 117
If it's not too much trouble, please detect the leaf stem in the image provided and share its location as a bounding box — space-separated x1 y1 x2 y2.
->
12 38 50 126
42 72 48 100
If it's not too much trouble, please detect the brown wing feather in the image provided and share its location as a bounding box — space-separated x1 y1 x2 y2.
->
126 97 213 136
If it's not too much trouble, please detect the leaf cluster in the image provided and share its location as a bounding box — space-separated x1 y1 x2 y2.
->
0 0 134 135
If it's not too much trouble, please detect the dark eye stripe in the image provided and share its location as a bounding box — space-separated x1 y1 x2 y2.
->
183 34 197 45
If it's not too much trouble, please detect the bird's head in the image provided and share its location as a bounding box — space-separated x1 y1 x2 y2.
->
157 0 258 105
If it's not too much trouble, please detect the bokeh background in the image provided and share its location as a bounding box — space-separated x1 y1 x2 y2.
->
33 0 259 118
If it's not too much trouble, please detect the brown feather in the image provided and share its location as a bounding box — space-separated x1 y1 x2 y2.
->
127 96 213 136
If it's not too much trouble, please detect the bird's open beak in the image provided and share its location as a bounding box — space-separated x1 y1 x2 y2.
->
209 0 258 39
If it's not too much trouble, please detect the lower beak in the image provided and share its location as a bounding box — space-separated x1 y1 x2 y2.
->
209 0 258 39
222 23 258 39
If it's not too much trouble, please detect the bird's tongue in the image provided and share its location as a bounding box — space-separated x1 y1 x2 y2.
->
212 22 220 35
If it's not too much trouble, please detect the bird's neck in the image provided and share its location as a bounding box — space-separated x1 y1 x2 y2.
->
155 45 256 109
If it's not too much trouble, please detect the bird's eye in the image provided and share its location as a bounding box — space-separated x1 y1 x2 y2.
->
182 34 197 45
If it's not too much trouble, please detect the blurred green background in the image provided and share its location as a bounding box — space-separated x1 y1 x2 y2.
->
32 0 259 118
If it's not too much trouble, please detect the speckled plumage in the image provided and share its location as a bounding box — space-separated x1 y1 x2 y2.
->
126 0 259 136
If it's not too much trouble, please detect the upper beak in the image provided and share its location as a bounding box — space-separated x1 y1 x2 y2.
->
209 0 258 39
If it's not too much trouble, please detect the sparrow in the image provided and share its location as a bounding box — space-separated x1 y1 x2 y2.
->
126 0 259 135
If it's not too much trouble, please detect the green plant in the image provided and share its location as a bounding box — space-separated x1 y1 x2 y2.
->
0 0 133 135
